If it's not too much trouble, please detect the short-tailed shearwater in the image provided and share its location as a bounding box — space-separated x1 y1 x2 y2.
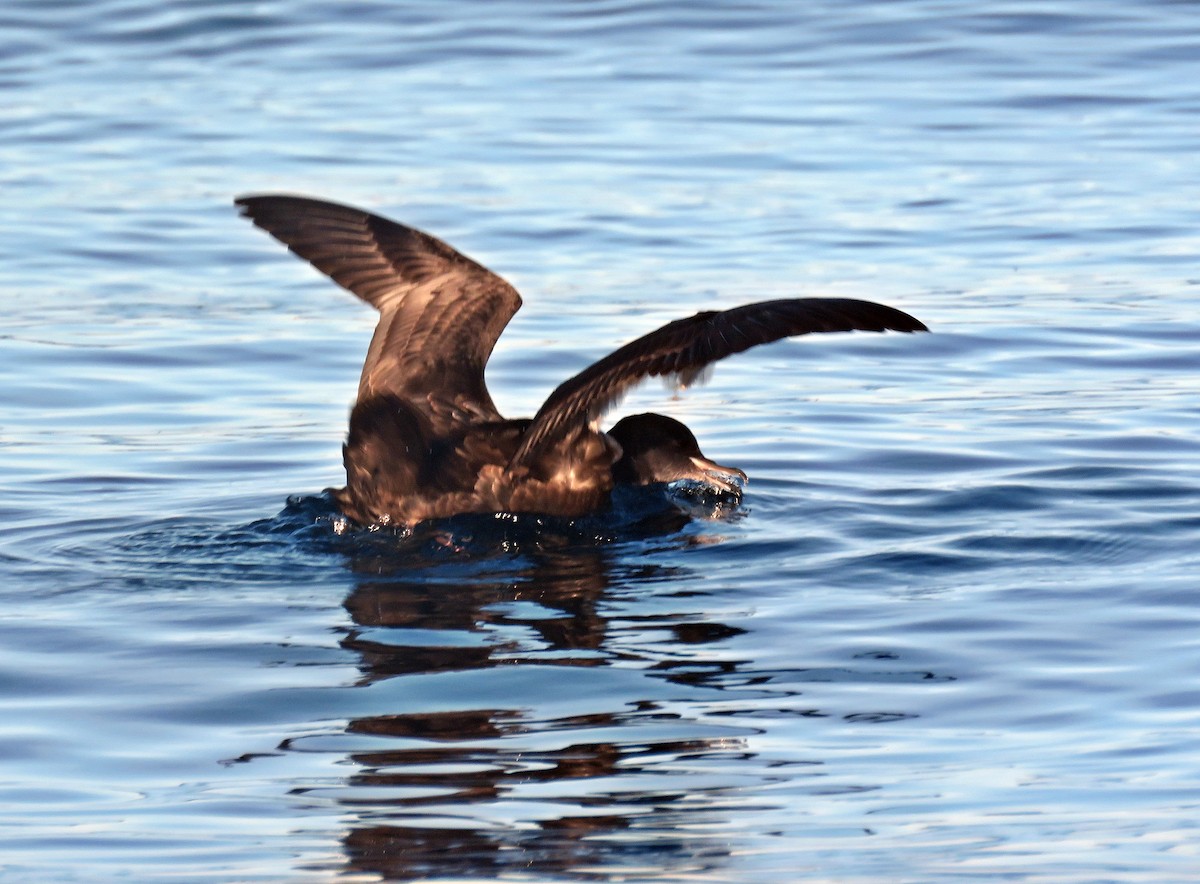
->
235 195 927 526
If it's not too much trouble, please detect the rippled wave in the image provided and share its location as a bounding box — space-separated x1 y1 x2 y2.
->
3 0 1200 880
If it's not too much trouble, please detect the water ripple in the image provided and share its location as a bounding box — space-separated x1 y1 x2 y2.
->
4 0 1200 880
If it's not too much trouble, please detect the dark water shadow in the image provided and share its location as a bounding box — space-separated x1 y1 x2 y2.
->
213 489 950 881
83 485 957 881
266 490 754 880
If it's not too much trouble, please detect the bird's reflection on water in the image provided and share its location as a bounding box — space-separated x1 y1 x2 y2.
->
116 493 950 880
299 492 754 880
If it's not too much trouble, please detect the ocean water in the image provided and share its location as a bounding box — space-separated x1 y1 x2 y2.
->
3 1 1200 881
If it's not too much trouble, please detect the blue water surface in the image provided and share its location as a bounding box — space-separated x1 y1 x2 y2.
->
2 1 1200 881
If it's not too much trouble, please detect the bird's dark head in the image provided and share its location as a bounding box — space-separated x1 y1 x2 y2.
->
608 412 747 494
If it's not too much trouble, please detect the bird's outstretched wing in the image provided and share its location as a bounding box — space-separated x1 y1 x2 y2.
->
512 297 927 466
235 195 522 429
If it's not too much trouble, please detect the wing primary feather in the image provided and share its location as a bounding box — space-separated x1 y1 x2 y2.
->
511 297 926 466
235 194 523 431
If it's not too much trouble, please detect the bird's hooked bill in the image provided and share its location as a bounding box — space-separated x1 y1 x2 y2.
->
687 455 748 494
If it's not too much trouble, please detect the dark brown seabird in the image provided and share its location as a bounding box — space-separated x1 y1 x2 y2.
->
235 195 928 527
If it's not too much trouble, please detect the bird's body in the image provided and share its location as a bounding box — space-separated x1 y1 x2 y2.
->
235 195 927 527
334 394 616 525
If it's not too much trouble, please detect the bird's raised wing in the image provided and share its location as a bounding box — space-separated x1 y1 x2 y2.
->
511 297 927 466
235 195 522 429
